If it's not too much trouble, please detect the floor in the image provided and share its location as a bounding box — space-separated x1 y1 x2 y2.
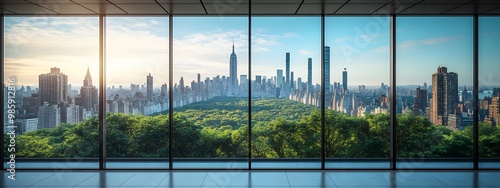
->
6 161 500 169
2 170 500 187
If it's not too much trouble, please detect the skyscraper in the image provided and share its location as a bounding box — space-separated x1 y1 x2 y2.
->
414 86 427 116
489 96 500 126
147 73 153 101
80 67 98 112
180 77 185 94
39 67 68 105
277 69 283 89
342 68 348 91
3 86 8 133
255 75 262 85
161 83 168 97
37 102 60 129
430 66 459 126
290 71 295 91
325 46 331 107
229 40 238 96
285 52 290 93
308 58 312 93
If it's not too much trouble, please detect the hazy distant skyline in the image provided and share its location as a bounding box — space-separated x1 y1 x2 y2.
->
3 16 500 89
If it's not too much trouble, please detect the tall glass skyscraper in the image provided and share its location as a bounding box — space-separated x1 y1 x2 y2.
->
324 46 330 106
285 52 290 93
342 68 348 91
229 41 238 96
147 73 153 101
308 58 312 93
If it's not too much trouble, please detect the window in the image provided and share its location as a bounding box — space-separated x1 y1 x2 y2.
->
396 17 473 169
105 17 169 169
478 16 500 169
3 17 99 169
172 17 249 169
251 17 321 169
325 16 391 169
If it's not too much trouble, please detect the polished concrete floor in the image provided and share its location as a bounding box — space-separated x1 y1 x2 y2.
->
6 161 500 169
2 171 500 187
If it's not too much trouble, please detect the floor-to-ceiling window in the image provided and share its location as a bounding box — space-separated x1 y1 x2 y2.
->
396 16 474 169
3 17 99 169
251 16 321 169
172 16 249 169
3 14 500 171
105 17 169 169
325 16 391 169
478 16 500 169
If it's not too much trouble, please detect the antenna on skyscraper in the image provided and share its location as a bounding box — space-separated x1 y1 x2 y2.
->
232 37 235 53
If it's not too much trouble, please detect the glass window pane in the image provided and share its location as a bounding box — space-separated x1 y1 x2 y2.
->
251 17 321 169
325 16 391 169
105 17 169 169
396 17 473 169
478 16 500 169
3 17 99 169
172 17 249 169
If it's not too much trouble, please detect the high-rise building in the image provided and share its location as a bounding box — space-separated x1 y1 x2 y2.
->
147 73 153 101
80 67 98 112
285 52 290 92
3 86 8 133
489 96 500 126
255 75 262 85
493 88 500 97
180 77 185 93
290 71 295 91
240 75 248 87
23 94 40 118
277 69 283 89
37 102 60 129
297 77 302 91
39 67 68 105
308 58 312 93
161 84 168 97
414 86 427 116
430 66 459 126
60 103 81 124
229 40 238 96
342 68 348 91
325 46 331 107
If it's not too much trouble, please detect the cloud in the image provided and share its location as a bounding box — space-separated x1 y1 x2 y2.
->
251 31 299 52
369 35 462 53
299 49 312 55
4 17 99 86
398 36 461 49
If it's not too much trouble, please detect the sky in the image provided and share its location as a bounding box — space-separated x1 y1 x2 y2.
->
3 16 500 89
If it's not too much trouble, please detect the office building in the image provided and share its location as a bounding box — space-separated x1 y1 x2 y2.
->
307 58 312 93
276 69 283 89
39 67 68 105
37 102 60 129
414 86 428 116
430 66 459 126
325 46 331 107
229 40 237 96
147 73 153 101
342 68 348 92
80 67 98 113
285 52 290 93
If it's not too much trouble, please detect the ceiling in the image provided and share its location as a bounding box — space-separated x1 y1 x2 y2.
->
0 0 499 15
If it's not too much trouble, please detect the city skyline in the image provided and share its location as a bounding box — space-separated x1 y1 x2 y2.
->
5 17 499 88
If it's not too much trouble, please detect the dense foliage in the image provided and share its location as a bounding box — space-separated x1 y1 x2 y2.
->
4 97 500 159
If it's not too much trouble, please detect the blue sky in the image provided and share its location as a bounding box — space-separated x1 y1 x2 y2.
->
3 16 500 88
